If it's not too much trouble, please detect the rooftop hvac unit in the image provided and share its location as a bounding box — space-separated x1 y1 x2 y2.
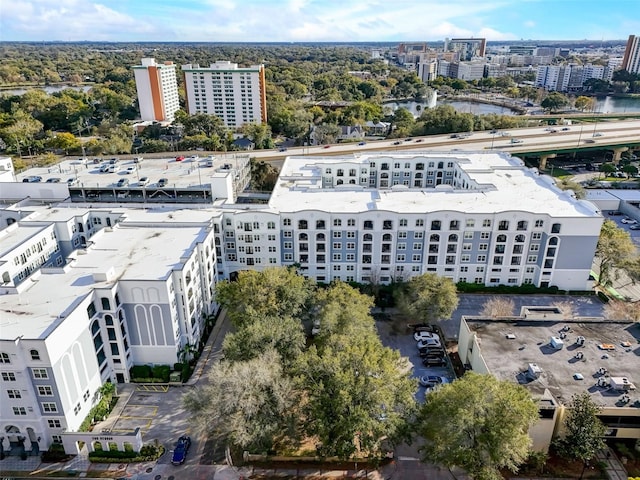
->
610 377 636 391
550 336 564 349
575 336 586 346
528 363 542 379
597 377 609 387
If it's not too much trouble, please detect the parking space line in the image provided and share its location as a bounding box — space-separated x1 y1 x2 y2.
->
135 384 169 392
125 405 159 415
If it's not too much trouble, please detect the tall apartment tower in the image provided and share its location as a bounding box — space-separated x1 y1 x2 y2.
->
132 58 180 122
621 35 640 74
444 38 486 61
181 61 267 128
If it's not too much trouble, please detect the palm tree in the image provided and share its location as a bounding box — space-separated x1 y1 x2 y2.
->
178 343 197 364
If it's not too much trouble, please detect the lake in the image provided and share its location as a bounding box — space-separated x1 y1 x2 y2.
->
595 96 640 113
387 98 520 117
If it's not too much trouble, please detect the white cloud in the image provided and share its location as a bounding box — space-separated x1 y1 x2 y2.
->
524 20 536 28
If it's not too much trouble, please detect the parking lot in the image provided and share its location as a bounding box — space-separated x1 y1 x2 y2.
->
376 294 607 402
604 209 640 250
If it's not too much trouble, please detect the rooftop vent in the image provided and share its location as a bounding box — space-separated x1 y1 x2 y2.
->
610 377 636 392
575 336 586 346
93 266 116 283
550 336 564 350
527 363 542 379
506 333 516 339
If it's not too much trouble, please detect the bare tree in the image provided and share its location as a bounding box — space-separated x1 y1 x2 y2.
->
553 301 576 320
480 297 515 317
603 300 640 322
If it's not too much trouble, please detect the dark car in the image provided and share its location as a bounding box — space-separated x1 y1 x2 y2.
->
157 178 168 187
278 147 288 152
608 211 623 216
393 141 401 145
419 349 445 358
171 435 191 465
423 357 447 367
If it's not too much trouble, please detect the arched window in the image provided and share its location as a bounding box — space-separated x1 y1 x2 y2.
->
30 350 40 361
496 234 507 243
363 234 373 241
515 234 525 243
337 179 344 185
298 220 308 230
448 234 458 242
430 234 440 242
299 233 308 241
105 314 114 326
383 234 392 242
316 233 325 241
549 237 559 245
91 320 101 336
101 297 111 310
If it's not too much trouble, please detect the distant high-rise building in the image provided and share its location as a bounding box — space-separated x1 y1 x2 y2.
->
182 61 267 128
132 58 180 122
445 38 486 60
621 34 640 74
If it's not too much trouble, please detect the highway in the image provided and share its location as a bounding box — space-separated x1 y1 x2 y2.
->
254 119 640 168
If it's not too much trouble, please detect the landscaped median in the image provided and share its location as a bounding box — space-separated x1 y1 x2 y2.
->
88 443 164 463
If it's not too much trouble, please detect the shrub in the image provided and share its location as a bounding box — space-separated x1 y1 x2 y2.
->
174 362 183 372
152 365 171 382
130 365 152 378
88 444 164 463
41 444 70 463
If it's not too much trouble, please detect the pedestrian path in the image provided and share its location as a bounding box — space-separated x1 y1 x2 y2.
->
595 447 628 480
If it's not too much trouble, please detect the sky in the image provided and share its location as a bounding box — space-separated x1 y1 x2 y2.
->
1 0 640 43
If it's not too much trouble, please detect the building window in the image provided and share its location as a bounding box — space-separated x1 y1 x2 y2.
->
13 407 27 416
412 254 422 262
551 223 561 233
283 218 291 226
477 255 486 262
32 368 48 379
431 220 441 230
535 220 544 228
2 372 16 381
7 389 21 398
38 386 53 396
0 352 10 364
86 302 96 319
498 220 509 231
101 297 111 310
42 402 58 413
449 220 460 230
48 419 62 428
363 221 373 230
517 221 528 231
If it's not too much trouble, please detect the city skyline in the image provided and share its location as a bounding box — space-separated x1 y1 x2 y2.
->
1 0 639 43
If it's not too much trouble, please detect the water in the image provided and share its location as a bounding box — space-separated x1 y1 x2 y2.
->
387 98 520 117
594 96 640 113
0 85 93 96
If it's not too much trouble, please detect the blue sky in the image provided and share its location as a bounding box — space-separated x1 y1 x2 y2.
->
1 0 639 42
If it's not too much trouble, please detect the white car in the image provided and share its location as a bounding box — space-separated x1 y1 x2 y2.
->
138 177 149 187
593 132 604 137
125 166 137 174
189 155 200 161
417 338 442 349
621 218 637 224
414 331 441 342
419 375 449 387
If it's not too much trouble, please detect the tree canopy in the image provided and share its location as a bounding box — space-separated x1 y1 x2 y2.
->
395 273 459 324
215 267 315 327
417 372 538 480
594 220 637 288
555 393 606 464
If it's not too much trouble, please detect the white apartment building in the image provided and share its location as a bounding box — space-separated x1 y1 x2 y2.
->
0 211 218 454
537 63 609 92
182 61 267 128
1 151 605 455
132 58 180 123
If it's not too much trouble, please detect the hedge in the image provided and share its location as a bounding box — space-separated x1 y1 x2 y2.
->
455 282 562 295
88 445 164 463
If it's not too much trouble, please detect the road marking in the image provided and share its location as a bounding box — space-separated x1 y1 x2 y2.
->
135 384 169 392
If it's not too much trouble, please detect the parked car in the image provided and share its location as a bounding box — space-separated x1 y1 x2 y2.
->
67 178 78 186
510 138 523 144
99 163 110 172
108 165 120 173
393 141 401 145
278 147 288 152
171 435 191 465
415 139 423 142
175 156 185 162
419 349 445 358
157 178 168 187
109 157 119 165
584 139 596 143
630 224 640 230
23 176 43 183
621 218 638 224
189 155 200 161
46 177 61 183
404 138 412 142
138 177 149 187
561 127 571 131
414 331 440 342
358 142 366 146
593 132 604 137
608 211 623 216
323 145 331 149
417 338 442 349
116 178 129 188
419 375 448 387
125 166 137 174
422 357 447 367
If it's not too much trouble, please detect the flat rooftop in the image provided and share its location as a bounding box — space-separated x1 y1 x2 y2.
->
0 223 49 258
15 154 248 189
269 152 600 217
465 318 640 408
0 223 207 340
